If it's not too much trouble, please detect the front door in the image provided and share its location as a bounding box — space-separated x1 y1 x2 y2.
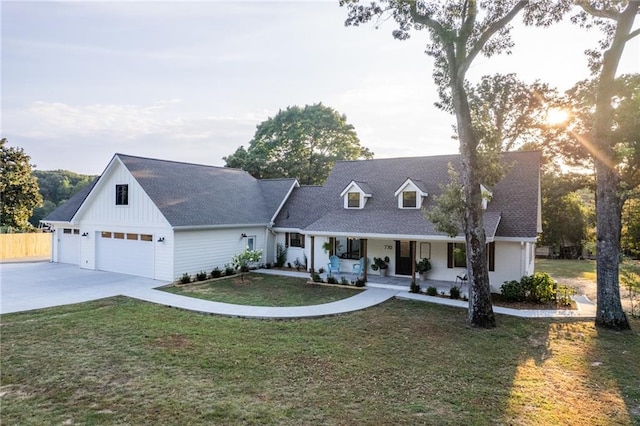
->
395 240 414 276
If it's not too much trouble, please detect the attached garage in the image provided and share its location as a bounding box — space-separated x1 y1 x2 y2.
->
96 231 154 278
58 228 81 265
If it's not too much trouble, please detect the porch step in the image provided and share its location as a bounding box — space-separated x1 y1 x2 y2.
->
366 282 409 291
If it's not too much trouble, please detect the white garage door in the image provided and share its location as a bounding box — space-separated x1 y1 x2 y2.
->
96 231 154 278
58 228 80 265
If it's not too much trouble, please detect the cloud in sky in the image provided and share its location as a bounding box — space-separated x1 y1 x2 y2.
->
2 1 638 174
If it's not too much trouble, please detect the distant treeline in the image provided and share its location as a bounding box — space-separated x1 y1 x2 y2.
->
29 170 96 226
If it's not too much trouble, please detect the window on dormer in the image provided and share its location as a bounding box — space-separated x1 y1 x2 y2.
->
402 191 417 208
347 192 360 208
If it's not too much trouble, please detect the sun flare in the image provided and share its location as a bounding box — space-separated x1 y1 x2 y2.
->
545 108 570 125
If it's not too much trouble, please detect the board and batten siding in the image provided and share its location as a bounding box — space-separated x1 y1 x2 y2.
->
77 160 170 228
173 227 266 280
72 160 172 279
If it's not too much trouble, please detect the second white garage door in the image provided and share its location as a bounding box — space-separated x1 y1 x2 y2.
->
96 231 154 278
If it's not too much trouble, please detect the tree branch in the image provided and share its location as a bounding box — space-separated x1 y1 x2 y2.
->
578 1 621 21
407 0 444 34
459 0 528 78
459 0 477 42
626 27 640 41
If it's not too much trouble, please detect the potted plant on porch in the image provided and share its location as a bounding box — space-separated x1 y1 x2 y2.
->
371 256 390 277
416 258 431 280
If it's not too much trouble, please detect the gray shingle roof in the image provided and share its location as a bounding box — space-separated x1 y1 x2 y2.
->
274 151 540 239
45 154 297 228
118 154 296 227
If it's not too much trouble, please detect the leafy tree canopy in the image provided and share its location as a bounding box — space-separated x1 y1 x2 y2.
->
552 73 640 200
0 138 42 231
224 103 373 185
29 169 96 226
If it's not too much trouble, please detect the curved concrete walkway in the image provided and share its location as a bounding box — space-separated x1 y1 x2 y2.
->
123 287 397 319
1 263 597 319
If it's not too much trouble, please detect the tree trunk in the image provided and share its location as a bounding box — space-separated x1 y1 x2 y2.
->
590 2 636 330
595 160 628 329
451 75 496 328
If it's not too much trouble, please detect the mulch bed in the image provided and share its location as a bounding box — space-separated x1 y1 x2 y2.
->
490 293 577 310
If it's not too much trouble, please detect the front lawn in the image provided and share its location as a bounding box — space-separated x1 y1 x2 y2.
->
536 258 597 280
162 273 360 306
1 296 638 425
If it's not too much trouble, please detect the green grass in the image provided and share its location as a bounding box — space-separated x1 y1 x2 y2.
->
1 292 639 425
162 273 360 306
536 258 598 280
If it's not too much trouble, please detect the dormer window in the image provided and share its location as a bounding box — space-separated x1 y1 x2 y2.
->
348 192 360 208
395 178 427 209
402 191 417 208
341 181 371 209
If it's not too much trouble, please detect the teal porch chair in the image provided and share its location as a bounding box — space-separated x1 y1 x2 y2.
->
327 255 341 276
352 257 365 278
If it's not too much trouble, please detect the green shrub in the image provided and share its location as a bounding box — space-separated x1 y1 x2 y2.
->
449 286 461 299
196 271 208 281
224 264 235 276
326 276 338 284
354 278 366 287
340 277 350 286
501 280 526 302
311 272 322 282
276 243 287 267
293 258 302 271
180 273 191 284
501 273 558 304
211 267 222 278
557 285 576 307
426 286 438 296
409 280 421 294
528 272 557 303
621 262 640 317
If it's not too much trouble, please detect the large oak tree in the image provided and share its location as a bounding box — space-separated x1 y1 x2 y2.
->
569 1 639 329
341 0 568 327
224 103 372 185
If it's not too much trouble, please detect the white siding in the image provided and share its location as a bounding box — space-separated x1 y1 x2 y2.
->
173 226 266 280
489 241 525 292
77 160 170 229
70 160 173 280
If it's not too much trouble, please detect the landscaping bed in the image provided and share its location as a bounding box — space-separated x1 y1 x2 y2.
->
162 273 359 307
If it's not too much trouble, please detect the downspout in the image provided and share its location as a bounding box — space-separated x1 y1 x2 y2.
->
520 241 525 277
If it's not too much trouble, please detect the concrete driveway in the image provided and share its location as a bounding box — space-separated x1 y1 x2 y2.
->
0 262 167 314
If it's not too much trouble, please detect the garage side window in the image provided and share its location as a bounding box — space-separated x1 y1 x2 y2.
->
116 184 128 206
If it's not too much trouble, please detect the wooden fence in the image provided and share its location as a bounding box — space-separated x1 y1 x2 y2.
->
0 233 51 260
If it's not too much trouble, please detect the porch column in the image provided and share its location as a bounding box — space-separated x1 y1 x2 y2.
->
362 239 368 282
310 235 315 273
411 240 417 283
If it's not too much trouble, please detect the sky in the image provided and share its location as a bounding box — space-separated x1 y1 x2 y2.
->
2 1 639 175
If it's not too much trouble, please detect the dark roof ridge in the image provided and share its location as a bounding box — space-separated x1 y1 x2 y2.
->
114 153 247 174
334 149 540 165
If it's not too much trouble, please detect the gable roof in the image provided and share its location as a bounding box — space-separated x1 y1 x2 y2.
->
274 151 540 240
42 177 98 223
45 154 297 228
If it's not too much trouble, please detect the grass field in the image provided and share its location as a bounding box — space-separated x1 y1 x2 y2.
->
536 258 598 281
1 275 639 425
162 273 361 306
